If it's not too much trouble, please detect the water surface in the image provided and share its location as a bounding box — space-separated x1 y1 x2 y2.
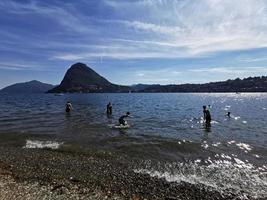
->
0 93 266 199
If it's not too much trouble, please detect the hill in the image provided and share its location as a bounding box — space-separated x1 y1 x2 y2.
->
139 76 267 93
48 63 129 93
0 80 54 94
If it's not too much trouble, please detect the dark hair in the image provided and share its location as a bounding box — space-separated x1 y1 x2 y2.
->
126 112 130 115
203 106 206 109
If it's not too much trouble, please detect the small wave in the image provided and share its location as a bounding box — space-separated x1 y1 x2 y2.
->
201 141 209 149
23 140 63 149
212 142 221 147
234 116 241 120
236 143 252 152
220 154 232 160
211 120 219 124
224 105 231 111
134 160 267 199
228 140 236 144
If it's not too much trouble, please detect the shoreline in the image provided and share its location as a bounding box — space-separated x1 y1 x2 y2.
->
0 146 257 200
0 164 119 200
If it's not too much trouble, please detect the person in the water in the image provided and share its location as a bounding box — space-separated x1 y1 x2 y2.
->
203 106 207 121
205 109 211 127
65 101 73 113
226 112 231 118
119 112 130 125
106 102 112 115
203 106 211 127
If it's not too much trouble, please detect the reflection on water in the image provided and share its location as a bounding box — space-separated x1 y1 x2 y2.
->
0 93 266 198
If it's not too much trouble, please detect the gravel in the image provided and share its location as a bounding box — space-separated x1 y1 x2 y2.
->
0 147 256 200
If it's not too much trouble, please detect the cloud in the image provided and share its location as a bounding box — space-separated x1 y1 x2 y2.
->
0 0 94 33
239 56 267 62
188 66 267 74
54 51 187 60
123 21 182 35
52 0 267 61
3 0 267 61
130 66 267 84
0 61 51 71
131 68 185 84
103 0 267 56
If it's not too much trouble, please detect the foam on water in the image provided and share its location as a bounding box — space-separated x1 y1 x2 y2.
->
24 140 63 149
236 143 252 152
201 141 209 149
228 140 236 144
234 116 241 120
211 120 219 124
134 159 267 199
224 105 231 111
212 142 221 147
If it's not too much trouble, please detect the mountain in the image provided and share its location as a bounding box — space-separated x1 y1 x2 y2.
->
0 80 54 94
130 84 160 92
48 63 130 93
139 76 267 93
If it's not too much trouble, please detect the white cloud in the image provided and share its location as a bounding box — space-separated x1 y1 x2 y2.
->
130 66 267 84
0 0 94 33
103 0 267 56
239 57 267 62
188 66 267 74
0 61 49 71
2 0 267 63
131 68 185 84
123 21 182 35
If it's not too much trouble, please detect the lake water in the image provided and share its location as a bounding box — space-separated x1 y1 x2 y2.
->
0 93 266 199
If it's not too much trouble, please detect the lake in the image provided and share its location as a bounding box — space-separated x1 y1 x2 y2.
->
0 93 266 199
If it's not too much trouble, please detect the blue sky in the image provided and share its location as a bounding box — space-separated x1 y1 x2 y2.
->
1 0 267 88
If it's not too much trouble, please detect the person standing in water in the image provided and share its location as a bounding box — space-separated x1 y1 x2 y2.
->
205 109 211 128
203 106 211 128
106 102 112 115
119 112 130 125
226 112 231 118
203 106 207 122
65 101 73 113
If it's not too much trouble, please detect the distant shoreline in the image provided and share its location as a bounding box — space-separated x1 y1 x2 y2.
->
1 63 266 93
1 91 267 94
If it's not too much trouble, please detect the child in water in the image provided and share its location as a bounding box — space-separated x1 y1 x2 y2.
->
65 102 73 113
106 102 112 115
119 112 130 125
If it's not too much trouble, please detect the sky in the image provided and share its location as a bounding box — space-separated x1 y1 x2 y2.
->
1 0 267 88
